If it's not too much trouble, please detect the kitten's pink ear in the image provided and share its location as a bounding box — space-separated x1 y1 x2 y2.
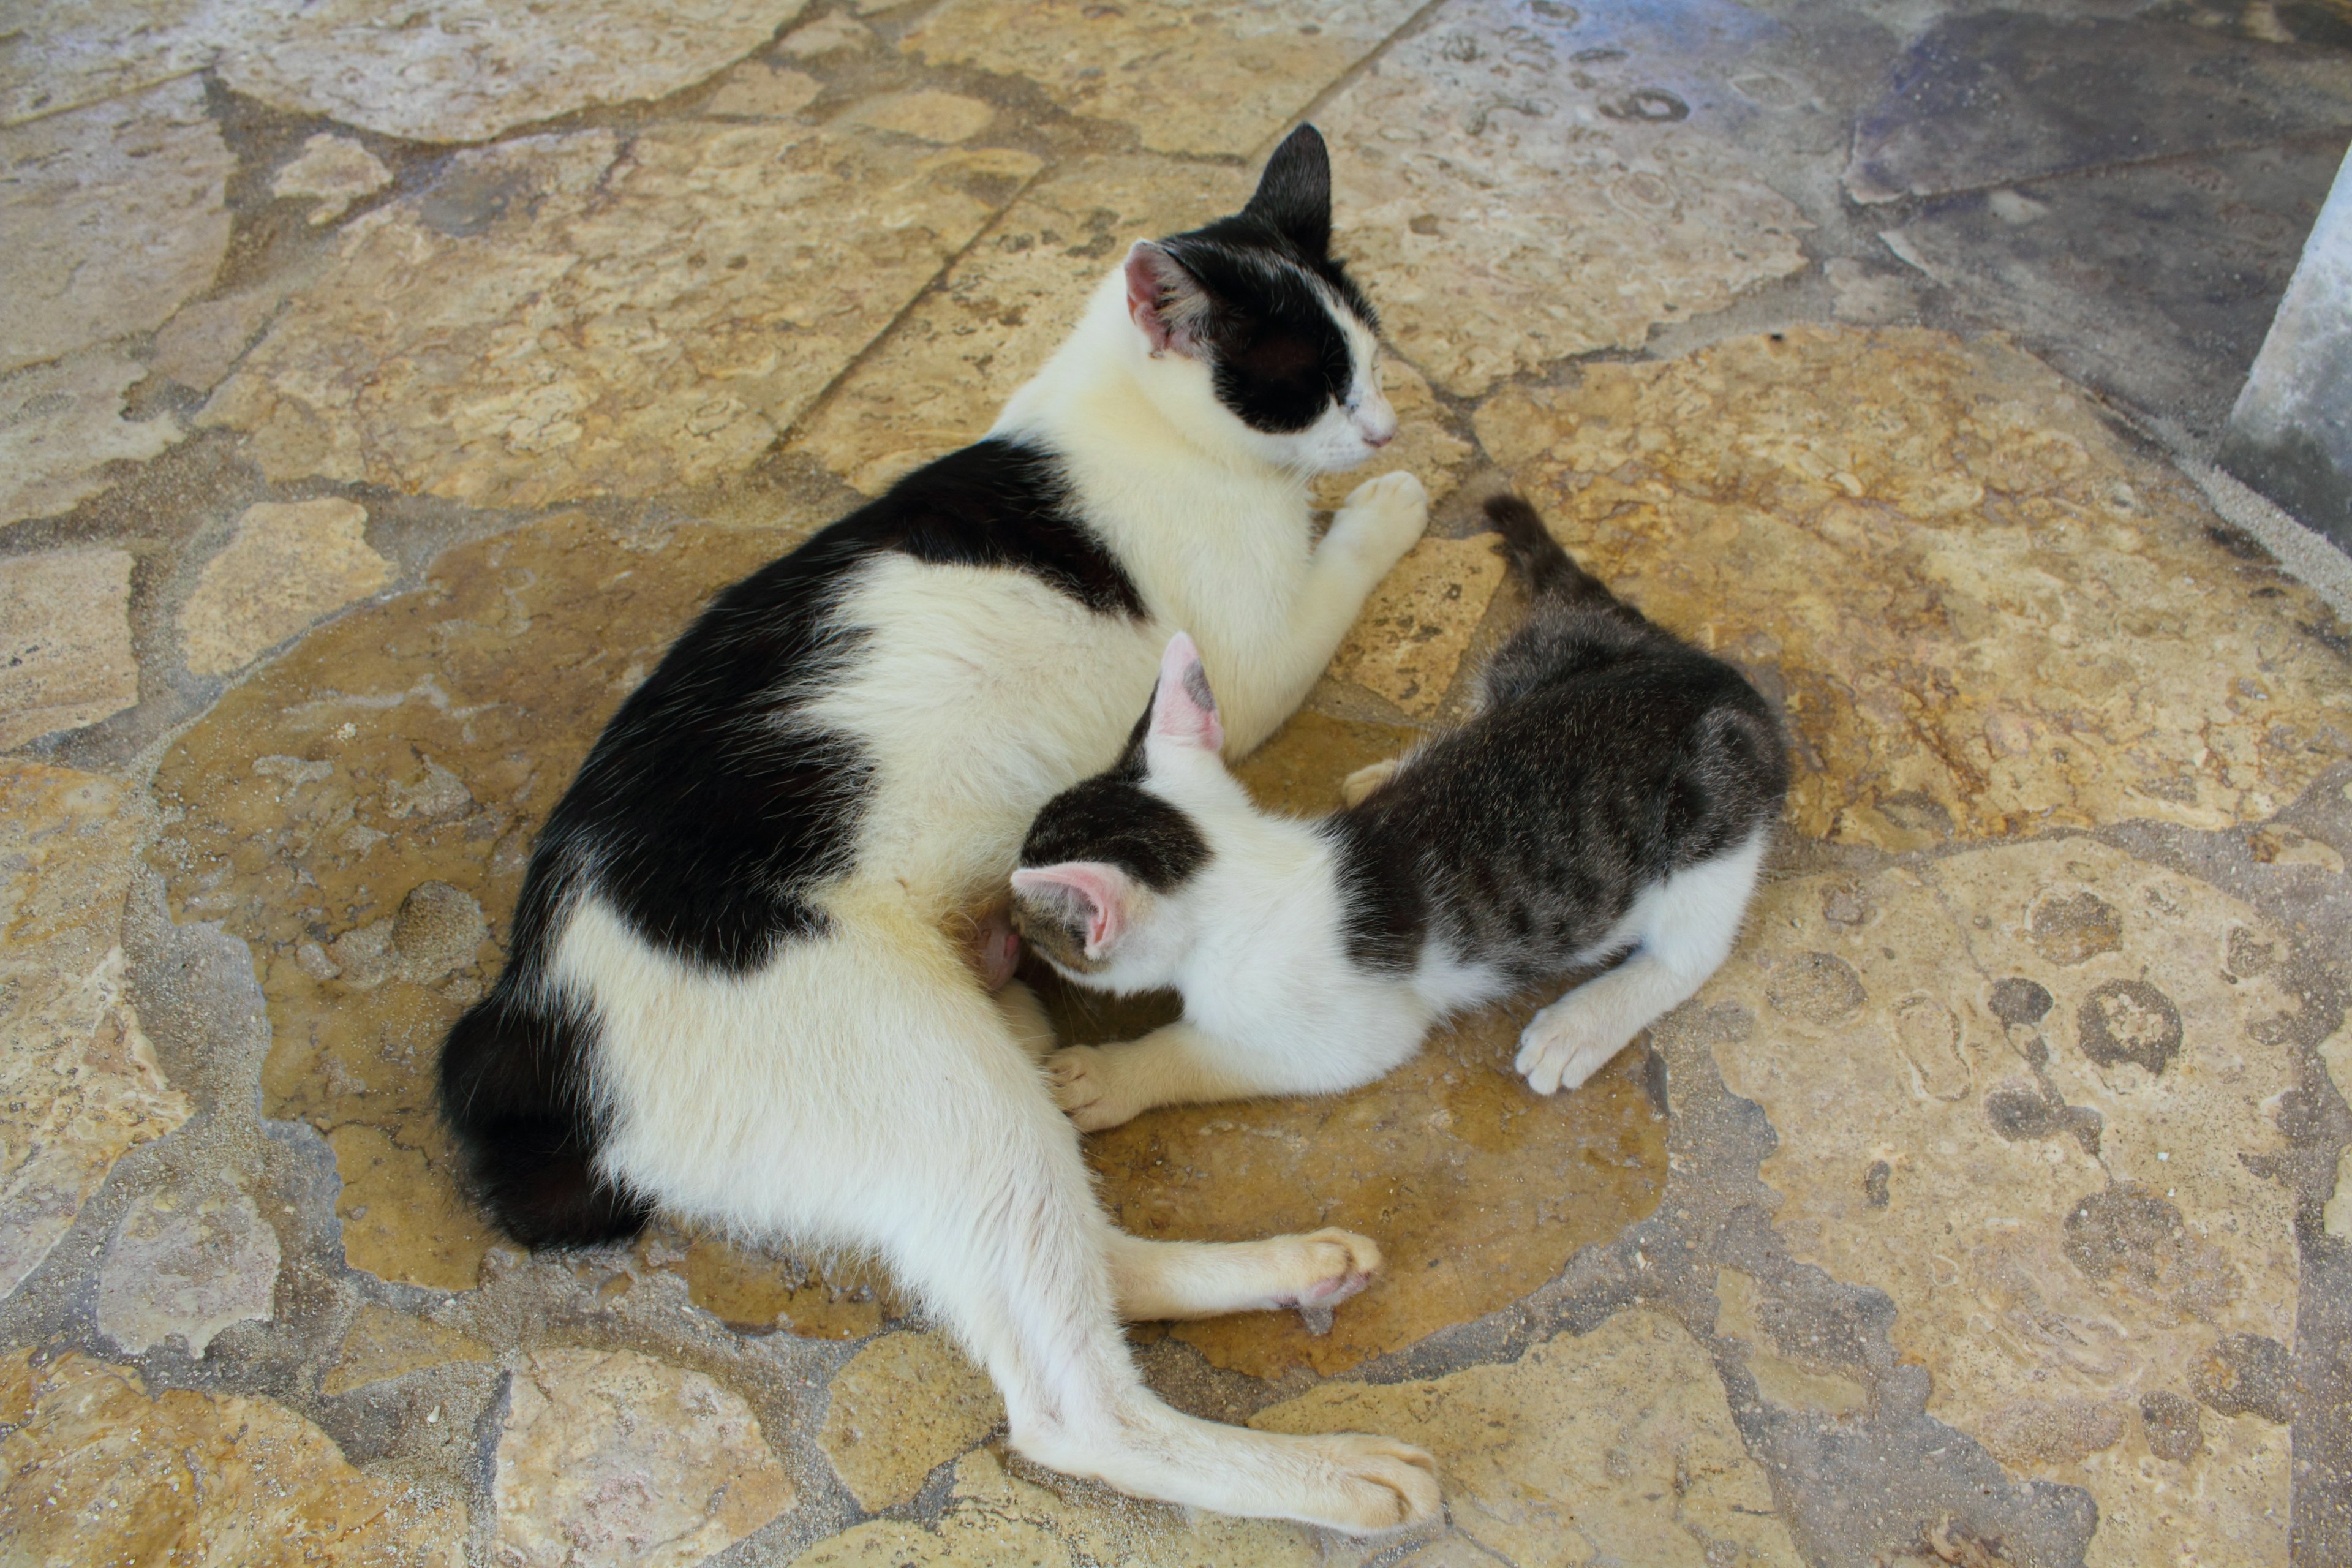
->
1150 633 1224 753
1012 863 1134 959
1125 241 1210 358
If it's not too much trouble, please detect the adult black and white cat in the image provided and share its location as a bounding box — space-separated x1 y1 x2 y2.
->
1011 495 1788 1129
437 129 1444 1531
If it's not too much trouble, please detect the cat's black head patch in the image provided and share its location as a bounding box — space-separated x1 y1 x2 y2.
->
1019 705 1209 891
1157 125 1378 435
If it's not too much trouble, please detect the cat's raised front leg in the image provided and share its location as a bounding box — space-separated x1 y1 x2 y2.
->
1109 1229 1381 1320
1217 472 1428 754
1046 1022 1264 1131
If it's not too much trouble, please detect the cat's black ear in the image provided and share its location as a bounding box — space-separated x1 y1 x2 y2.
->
1125 241 1213 358
1243 124 1332 257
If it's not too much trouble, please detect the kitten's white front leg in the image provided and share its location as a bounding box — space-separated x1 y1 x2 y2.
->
1217 471 1427 754
1047 1024 1265 1130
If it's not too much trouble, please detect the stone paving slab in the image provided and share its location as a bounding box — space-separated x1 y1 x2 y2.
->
1 1 2348 1562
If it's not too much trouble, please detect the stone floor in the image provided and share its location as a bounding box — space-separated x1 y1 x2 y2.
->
3 1 2351 1564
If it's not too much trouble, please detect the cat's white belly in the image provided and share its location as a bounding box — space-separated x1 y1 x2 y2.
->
803 553 1166 911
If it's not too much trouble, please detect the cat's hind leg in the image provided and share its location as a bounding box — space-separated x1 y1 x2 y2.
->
1108 1229 1381 1320
1517 831 1767 1095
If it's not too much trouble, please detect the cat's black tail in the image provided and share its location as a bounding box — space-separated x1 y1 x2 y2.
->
1485 494 1626 611
438 985 654 1250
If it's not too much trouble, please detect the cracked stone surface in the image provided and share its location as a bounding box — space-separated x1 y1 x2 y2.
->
1316 0 1814 396
0 1350 466 1564
0 77 230 377
1254 1308 1804 1567
900 0 1424 157
179 500 393 676
0 764 188 1298
493 1346 795 1568
7 1 2352 1562
0 352 189 530
205 123 1040 507
213 0 815 144
0 550 138 749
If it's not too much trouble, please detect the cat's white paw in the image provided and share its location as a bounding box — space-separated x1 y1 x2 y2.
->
1340 757 1400 807
1281 1432 1444 1534
1269 1227 1383 1311
1046 1046 1137 1131
1328 470 1428 575
1515 1006 1627 1096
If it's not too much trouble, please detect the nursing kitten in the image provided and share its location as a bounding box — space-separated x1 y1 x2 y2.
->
1012 496 1788 1129
439 128 1442 1531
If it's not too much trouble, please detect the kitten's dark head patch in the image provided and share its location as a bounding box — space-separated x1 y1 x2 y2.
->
1145 124 1379 435
1019 772 1208 893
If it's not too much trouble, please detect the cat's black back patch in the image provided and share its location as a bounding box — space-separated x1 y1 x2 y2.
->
440 437 1139 1250
1320 810 1427 973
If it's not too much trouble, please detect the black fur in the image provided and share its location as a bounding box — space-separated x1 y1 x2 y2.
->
1335 495 1789 986
439 437 1141 1249
1159 125 1377 435
1019 704 1209 892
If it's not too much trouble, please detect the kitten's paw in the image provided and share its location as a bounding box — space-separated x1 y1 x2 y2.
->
1046 1046 1137 1131
1270 1227 1383 1311
1515 1009 1627 1096
1340 757 1400 807
1328 470 1428 575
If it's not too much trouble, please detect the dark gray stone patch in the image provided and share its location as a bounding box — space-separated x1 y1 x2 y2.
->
1988 976 2053 1028
2141 1389 2206 1462
1763 951 1867 1025
2076 979 2184 1076
1845 13 2352 203
2029 891 2123 965
2195 1332 2297 1424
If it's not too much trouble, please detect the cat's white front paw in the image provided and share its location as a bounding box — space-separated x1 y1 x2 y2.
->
1328 470 1427 575
1046 1046 1137 1131
1515 1006 1628 1096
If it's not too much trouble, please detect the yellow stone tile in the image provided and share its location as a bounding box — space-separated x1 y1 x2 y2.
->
0 1351 465 1566
0 764 189 1298
1479 327 2352 846
179 500 394 676
820 1331 1004 1510
1253 1310 1802 1567
323 1303 495 1396
205 123 1040 507
1328 533 1508 719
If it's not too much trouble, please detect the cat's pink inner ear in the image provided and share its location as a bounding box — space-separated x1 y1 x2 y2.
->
1012 863 1132 957
1150 632 1224 752
1124 243 1205 358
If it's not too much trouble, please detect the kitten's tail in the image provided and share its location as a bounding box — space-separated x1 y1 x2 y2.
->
1485 494 1618 609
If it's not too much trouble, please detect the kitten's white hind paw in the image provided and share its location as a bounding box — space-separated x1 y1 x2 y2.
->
1046 1045 1138 1131
1515 1006 1629 1096
1340 757 1400 807
1329 470 1428 575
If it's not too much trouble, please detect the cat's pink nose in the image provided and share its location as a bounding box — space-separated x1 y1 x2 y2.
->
1363 426 1394 447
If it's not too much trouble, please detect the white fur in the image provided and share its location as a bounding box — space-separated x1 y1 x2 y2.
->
1041 703 1768 1131
546 256 1439 1532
